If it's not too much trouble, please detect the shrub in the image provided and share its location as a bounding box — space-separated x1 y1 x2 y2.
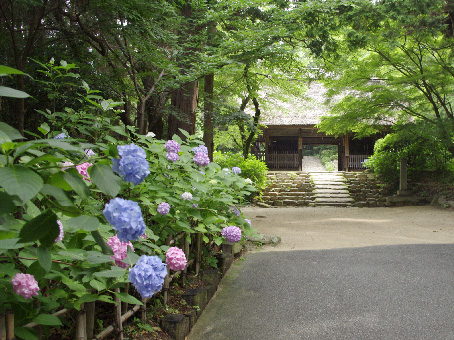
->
213 152 268 193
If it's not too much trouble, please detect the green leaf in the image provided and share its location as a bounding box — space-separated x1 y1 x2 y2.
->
37 246 51 273
88 164 121 197
0 65 27 75
203 215 222 225
94 267 127 278
113 292 143 305
67 215 100 232
86 251 113 264
19 210 59 247
0 86 30 98
0 238 23 250
63 171 89 200
0 191 16 214
14 326 39 340
0 122 25 141
0 165 43 204
90 279 106 291
40 184 75 207
33 314 63 326
58 250 86 261
27 261 47 281
78 293 100 304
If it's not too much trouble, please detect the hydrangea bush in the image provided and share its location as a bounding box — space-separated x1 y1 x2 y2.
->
0 63 257 338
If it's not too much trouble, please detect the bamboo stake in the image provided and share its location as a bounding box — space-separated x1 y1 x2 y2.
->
0 314 6 340
114 288 123 340
5 312 13 340
75 304 87 340
140 297 146 323
183 233 190 286
195 232 202 275
122 284 129 315
85 302 95 340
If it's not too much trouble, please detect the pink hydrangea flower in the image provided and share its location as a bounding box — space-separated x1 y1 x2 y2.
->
11 273 39 299
107 235 134 269
166 247 187 271
55 220 64 243
221 226 242 243
76 162 93 180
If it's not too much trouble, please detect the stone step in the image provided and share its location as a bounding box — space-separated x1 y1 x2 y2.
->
311 202 353 207
315 193 352 198
314 197 354 203
313 189 350 194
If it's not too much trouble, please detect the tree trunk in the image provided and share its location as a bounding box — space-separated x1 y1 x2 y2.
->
203 73 214 160
168 81 198 139
243 96 261 158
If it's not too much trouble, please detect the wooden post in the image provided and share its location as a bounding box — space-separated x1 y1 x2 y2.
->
85 302 95 340
114 289 123 340
122 284 129 314
5 312 13 340
398 157 409 195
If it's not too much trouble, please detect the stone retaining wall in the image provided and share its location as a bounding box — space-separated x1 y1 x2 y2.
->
343 172 389 207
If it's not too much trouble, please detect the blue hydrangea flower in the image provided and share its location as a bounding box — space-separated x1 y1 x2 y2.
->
85 149 96 157
193 145 208 154
128 255 167 298
112 144 150 185
166 152 179 162
118 143 146 159
232 166 241 174
230 206 241 217
157 202 170 215
165 140 180 154
181 192 193 201
194 152 210 167
103 198 146 242
54 132 67 139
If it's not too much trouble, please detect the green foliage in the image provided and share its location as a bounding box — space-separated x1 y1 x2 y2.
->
213 151 268 193
366 123 454 189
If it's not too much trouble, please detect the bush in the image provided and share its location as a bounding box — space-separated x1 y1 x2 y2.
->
213 152 268 193
366 127 454 190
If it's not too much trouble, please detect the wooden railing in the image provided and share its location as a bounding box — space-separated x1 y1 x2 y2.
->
348 154 370 169
266 152 299 170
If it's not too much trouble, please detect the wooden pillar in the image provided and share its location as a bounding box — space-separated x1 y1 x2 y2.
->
344 134 350 172
298 129 303 171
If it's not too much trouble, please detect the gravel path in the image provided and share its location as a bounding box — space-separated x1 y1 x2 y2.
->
301 155 328 172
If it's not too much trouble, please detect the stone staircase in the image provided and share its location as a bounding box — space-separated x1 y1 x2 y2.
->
260 172 316 206
259 171 354 207
310 172 353 207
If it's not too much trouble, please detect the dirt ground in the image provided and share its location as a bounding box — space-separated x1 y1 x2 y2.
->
241 206 454 251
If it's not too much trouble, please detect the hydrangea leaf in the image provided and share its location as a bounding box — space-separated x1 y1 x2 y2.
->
37 246 51 273
88 164 121 197
67 215 100 232
0 165 43 204
113 291 143 305
40 184 75 207
33 314 63 326
19 210 59 247
0 191 16 215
